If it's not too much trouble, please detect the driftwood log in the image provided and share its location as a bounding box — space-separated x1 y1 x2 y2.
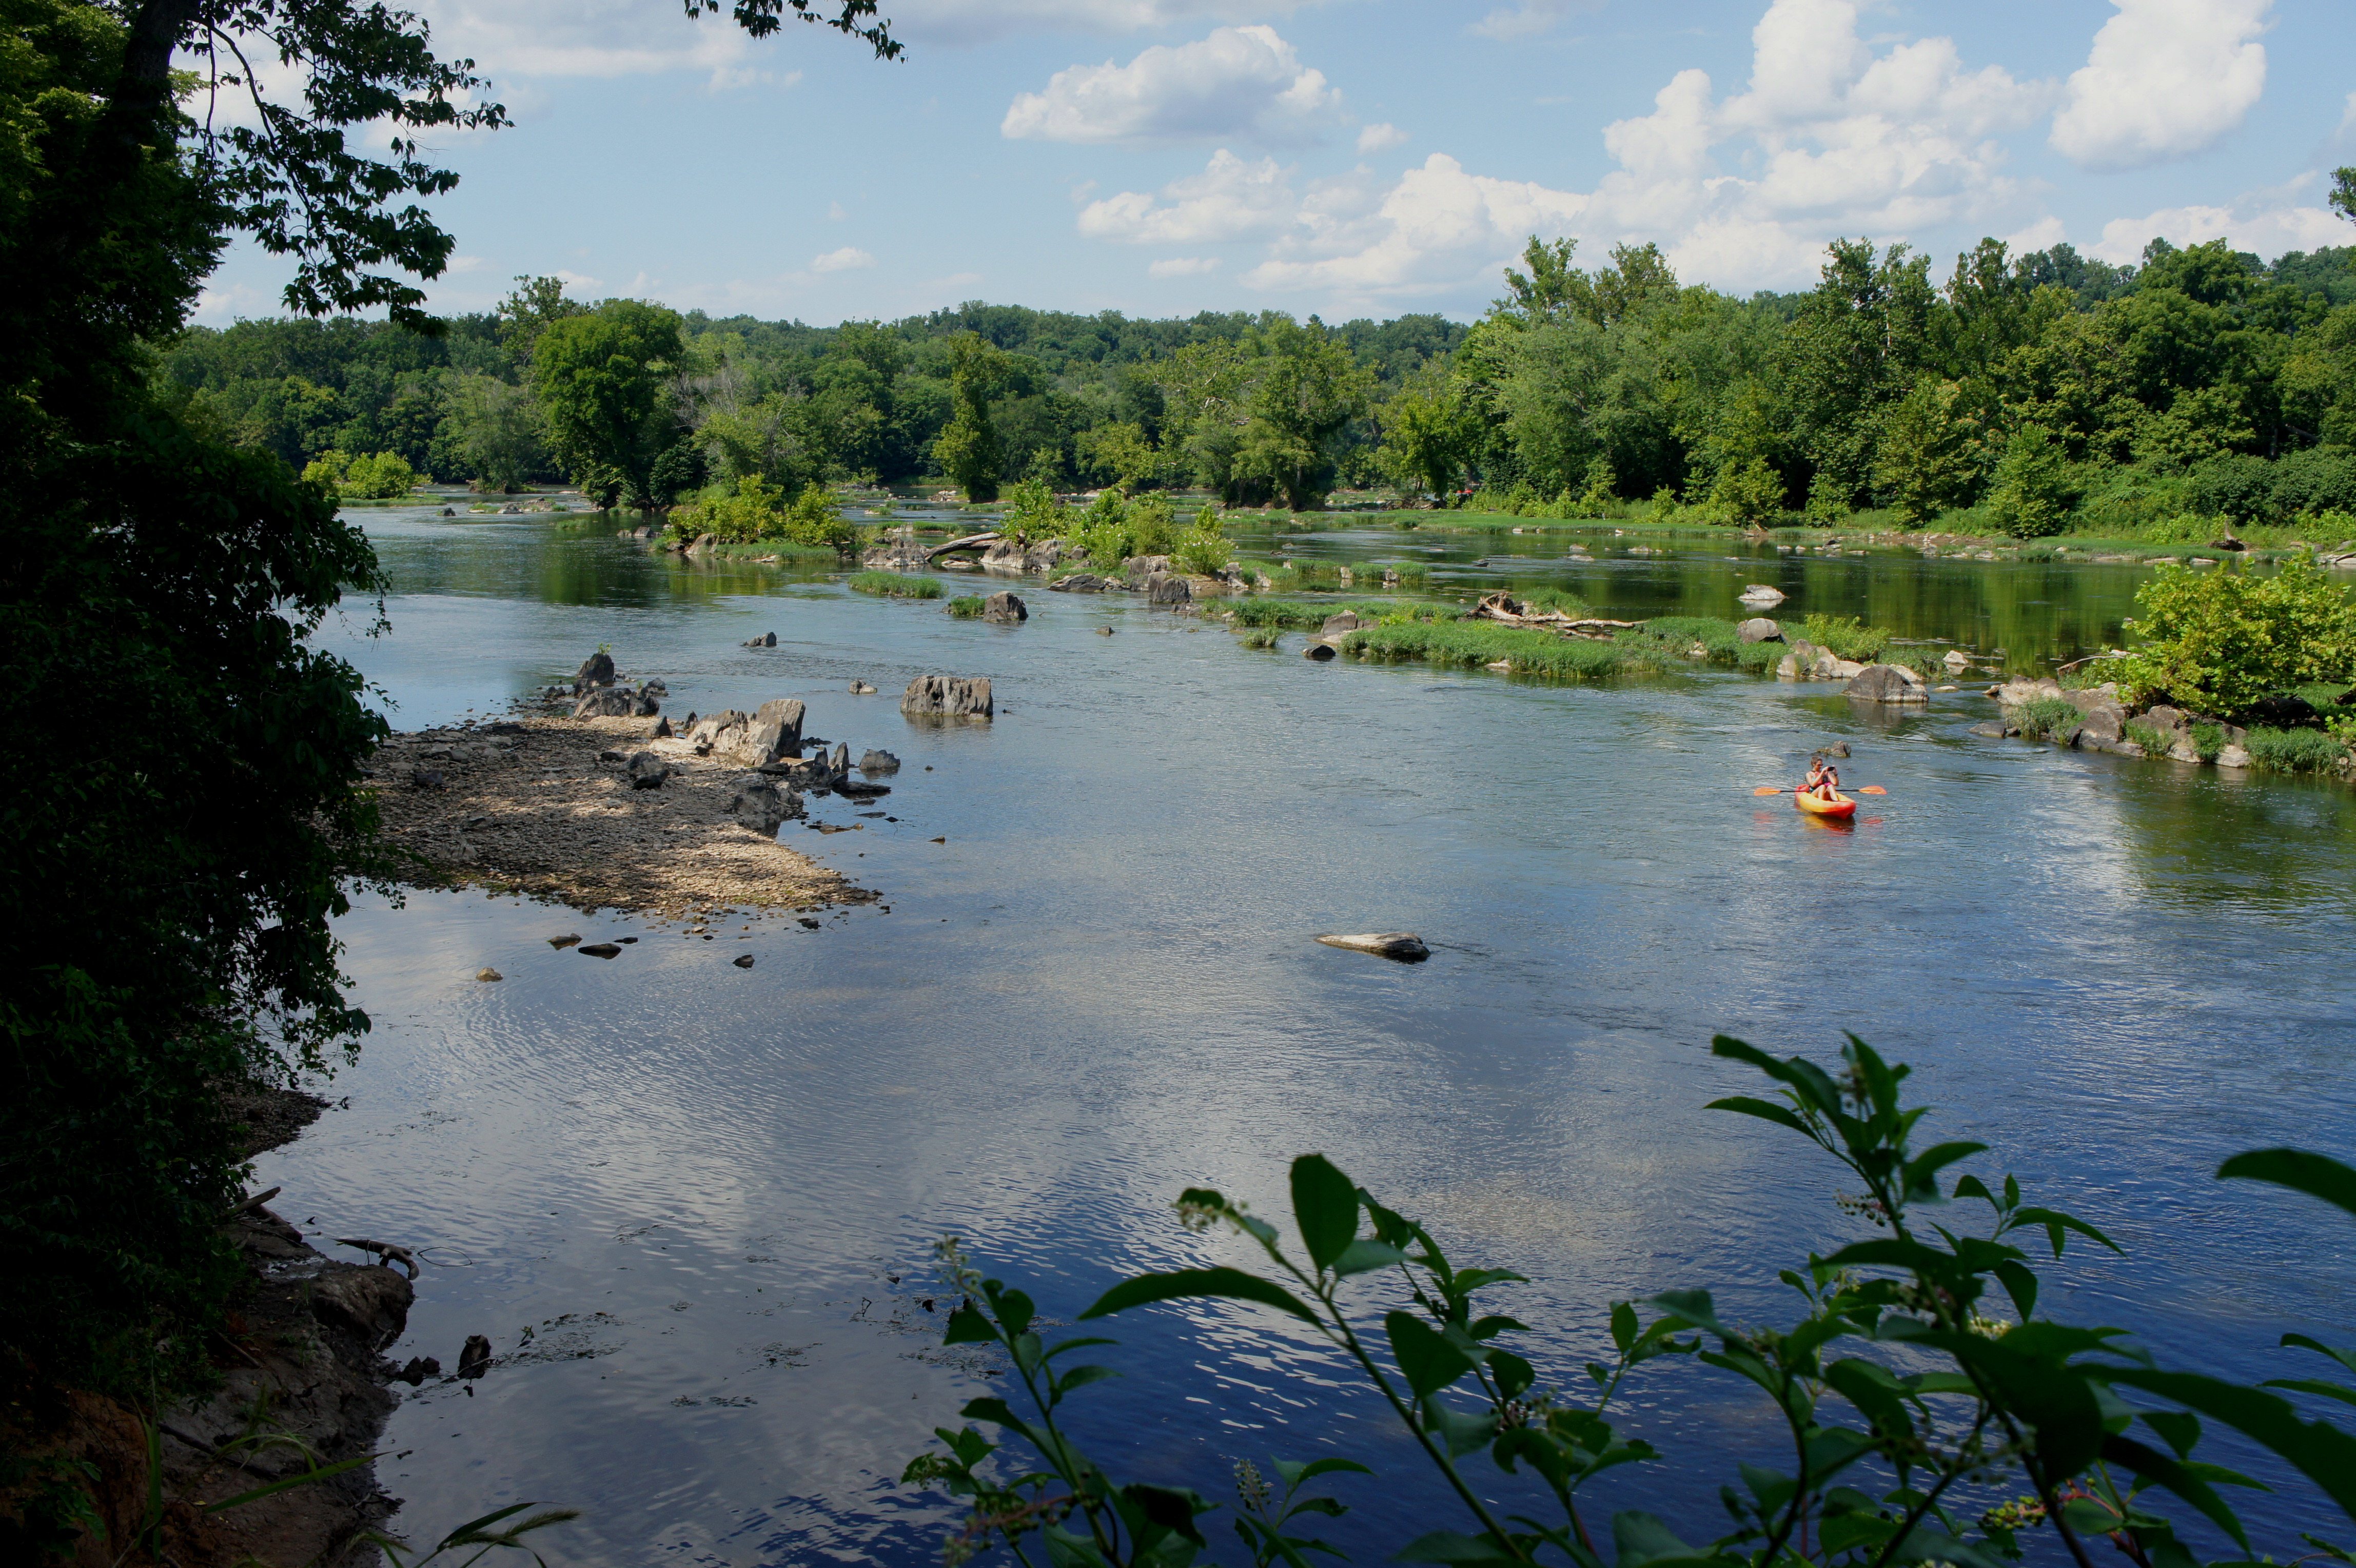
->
1468 592 1639 640
336 1238 421 1279
925 532 1002 561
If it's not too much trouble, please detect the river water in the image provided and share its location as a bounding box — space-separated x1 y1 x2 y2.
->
262 503 2356 1564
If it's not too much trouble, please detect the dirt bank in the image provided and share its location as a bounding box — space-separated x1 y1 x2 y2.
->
370 714 870 920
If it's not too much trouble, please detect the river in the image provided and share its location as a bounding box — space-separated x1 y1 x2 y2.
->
261 501 2356 1564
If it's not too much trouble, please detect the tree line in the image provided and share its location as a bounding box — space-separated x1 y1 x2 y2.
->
164 221 2356 533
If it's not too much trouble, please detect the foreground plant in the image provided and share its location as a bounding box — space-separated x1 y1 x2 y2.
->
902 1035 2356 1566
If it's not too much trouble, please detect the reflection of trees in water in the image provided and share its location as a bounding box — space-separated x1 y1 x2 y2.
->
372 527 836 609
2108 767 2356 912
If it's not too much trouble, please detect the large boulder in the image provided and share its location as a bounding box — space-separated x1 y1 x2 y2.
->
1024 539 1068 573
311 1263 414 1345
727 776 802 835
980 540 1027 575
572 651 616 694
1321 611 1364 634
982 591 1029 623
1123 555 1172 588
1146 571 1192 605
1844 663 1929 704
901 675 994 719
1736 617 1782 644
1048 573 1115 593
741 697 806 762
688 710 749 755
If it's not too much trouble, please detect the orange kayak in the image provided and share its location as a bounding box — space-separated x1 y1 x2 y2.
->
1794 790 1856 820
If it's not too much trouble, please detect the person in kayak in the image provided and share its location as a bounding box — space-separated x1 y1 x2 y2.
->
1804 756 1841 800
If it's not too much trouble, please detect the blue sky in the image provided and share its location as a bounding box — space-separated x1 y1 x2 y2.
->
194 0 2356 328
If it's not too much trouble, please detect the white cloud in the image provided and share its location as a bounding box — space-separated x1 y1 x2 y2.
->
1209 0 2054 302
1077 149 1297 243
1148 257 1221 277
891 1 1322 47
1468 1 1598 42
2090 179 2350 262
1003 26 1342 145
810 246 875 272
1356 122 1407 153
2050 0 2270 171
418 1 761 85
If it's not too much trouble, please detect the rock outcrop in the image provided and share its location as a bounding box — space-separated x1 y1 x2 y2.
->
1844 663 1928 704
982 591 1028 623
901 675 994 719
1049 573 1116 592
1146 571 1192 605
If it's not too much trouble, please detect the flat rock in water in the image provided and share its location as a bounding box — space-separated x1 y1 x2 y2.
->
1303 641 1338 661
578 943 621 958
1316 932 1429 962
549 933 581 948
1739 585 1786 605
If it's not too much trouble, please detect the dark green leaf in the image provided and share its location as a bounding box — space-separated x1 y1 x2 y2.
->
1704 1096 1812 1137
1710 1036 1841 1117
942 1304 997 1345
2218 1149 2356 1222
1120 1483 1208 1549
1613 1510 1710 1568
1489 1350 1535 1400
1993 1260 2039 1322
1903 1141 1988 1195
1609 1301 1637 1354
1081 1267 1319 1323
200 1454 376 1514
2144 1409 2200 1460
1292 1154 1361 1272
2282 1332 2356 1377
2261 1378 2356 1409
1334 1239 1408 1277
2102 1434 2253 1551
2008 1206 2122 1257
1052 1365 1121 1398
1387 1311 1474 1398
2101 1368 2356 1519
994 1287 1036 1337
1824 1358 1912 1440
1284 1457 1375 1487
1646 1289 1739 1341
1393 1529 1519 1564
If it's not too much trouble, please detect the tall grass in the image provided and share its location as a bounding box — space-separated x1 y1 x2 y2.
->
1345 621 1653 679
2012 697 2080 740
1800 613 1891 662
850 571 943 598
946 595 986 618
1614 615 1784 673
2243 727 2349 773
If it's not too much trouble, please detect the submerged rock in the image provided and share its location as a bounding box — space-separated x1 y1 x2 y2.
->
849 680 877 694
1315 932 1430 962
578 943 621 958
733 953 756 968
744 631 777 648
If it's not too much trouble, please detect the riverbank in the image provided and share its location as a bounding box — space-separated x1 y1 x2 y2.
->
0 1088 415 1568
369 714 870 921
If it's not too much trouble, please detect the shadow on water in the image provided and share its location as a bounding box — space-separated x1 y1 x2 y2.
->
263 505 2354 1565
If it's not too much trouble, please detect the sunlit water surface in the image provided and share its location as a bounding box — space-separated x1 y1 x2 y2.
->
262 506 2356 1563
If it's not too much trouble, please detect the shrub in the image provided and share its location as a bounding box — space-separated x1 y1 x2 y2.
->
669 477 856 554
2115 556 2356 713
303 448 417 499
850 571 942 599
2244 725 2350 772
2012 696 2080 739
898 1036 2356 1568
1171 507 1231 577
946 595 986 618
2124 719 2171 754
1000 478 1067 546
1799 613 1891 662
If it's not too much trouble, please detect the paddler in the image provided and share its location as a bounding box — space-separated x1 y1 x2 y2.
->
1804 755 1841 800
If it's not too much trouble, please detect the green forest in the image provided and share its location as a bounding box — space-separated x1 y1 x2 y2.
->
164 228 2356 538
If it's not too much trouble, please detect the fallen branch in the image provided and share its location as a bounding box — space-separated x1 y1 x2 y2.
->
925 532 1002 561
223 1185 282 1220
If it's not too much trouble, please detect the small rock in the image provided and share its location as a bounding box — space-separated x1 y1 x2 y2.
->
312 1265 415 1344
653 716 673 738
859 749 901 774
1096 625 1115 635
598 748 625 762
573 651 616 694
578 943 622 958
549 933 581 949
1942 648 1971 671
1822 741 1851 757
733 953 756 968
798 917 821 930
1303 641 1338 661
2216 743 2253 769
458 1334 494 1379
476 968 502 983
901 675 993 719
625 751 670 789
409 768 446 791
1315 932 1430 962
1970 722 2006 738
396 1356 440 1385
441 506 456 517
745 632 777 648
1321 611 1364 635
1738 584 1786 606
849 680 877 694
1736 617 1782 644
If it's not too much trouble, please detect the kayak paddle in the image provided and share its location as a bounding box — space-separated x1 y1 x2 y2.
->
1754 785 1888 795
